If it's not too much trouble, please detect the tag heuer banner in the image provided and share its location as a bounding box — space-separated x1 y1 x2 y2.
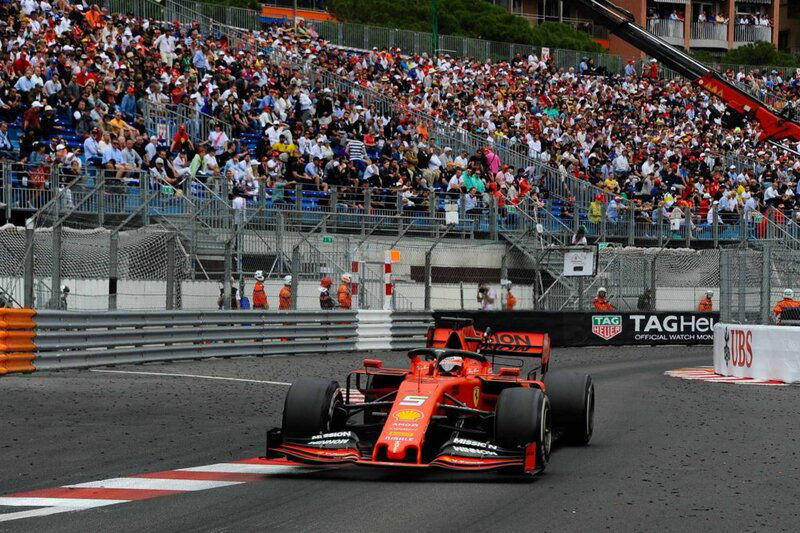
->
433 311 720 347
591 315 623 340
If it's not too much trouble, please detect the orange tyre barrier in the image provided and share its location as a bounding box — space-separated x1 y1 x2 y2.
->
0 309 37 375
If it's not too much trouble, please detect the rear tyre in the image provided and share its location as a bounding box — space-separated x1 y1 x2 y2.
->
543 370 594 445
494 387 551 471
281 377 343 439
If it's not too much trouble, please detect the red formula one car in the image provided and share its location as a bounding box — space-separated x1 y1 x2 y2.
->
266 317 594 476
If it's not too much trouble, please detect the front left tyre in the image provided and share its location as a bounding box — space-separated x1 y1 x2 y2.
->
281 377 343 439
494 386 552 471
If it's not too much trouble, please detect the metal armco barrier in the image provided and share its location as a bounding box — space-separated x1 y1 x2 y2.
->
434 311 720 347
0 310 435 373
391 312 434 351
0 309 37 375
33 310 358 370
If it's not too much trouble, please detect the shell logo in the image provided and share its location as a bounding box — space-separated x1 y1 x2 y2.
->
394 409 422 421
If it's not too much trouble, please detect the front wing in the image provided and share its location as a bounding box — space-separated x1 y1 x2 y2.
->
266 429 542 474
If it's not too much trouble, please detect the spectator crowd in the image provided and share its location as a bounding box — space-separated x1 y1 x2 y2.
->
2 0 800 238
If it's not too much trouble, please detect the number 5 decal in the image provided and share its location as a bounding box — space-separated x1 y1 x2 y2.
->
399 395 428 406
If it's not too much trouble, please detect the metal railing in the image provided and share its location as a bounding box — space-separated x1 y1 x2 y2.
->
8 165 800 250
141 101 232 144
647 19 684 40
690 22 728 43
734 24 772 43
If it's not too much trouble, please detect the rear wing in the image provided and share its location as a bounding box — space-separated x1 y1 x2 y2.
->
482 332 550 359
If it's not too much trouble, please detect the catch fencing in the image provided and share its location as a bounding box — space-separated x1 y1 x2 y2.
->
719 244 800 325
0 309 432 373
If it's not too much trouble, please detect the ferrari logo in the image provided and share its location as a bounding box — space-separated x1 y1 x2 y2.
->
473 387 480 407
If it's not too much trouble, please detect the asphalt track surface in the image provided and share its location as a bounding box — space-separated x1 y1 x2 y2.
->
2 346 799 532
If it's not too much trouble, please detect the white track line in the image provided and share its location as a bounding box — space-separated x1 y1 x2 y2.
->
0 497 126 508
178 463 307 475
66 478 243 491
90 369 290 386
0 507 92 523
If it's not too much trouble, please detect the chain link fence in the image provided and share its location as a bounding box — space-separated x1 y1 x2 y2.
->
720 244 800 325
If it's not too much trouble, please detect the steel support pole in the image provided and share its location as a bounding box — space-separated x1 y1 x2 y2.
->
738 254 747 323
719 249 731 323
424 249 432 311
23 221 34 308
2 163 10 220
223 237 232 310
500 248 508 309
712 209 719 248
50 224 62 310
166 234 176 310
290 246 300 310
97 172 105 227
490 196 498 241
657 208 663 248
109 232 118 310
760 244 771 325
276 211 285 273
627 204 635 246
685 213 691 248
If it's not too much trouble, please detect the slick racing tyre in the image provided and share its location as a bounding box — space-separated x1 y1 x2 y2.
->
495 387 552 470
543 371 594 445
281 378 343 439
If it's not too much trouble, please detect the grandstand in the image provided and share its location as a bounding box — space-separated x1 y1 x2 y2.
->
0 0 799 311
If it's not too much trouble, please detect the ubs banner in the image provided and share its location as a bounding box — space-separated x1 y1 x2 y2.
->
432 311 719 347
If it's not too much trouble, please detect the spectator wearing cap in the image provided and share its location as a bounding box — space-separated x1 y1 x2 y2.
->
607 195 623 223
319 276 335 309
153 28 177 67
170 124 194 153
150 157 169 189
22 100 42 136
84 128 104 166
120 87 137 119
707 200 722 225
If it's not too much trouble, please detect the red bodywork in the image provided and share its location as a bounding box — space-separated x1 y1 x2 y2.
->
268 320 552 474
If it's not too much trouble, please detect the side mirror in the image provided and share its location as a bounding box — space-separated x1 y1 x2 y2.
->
498 367 520 377
363 359 383 369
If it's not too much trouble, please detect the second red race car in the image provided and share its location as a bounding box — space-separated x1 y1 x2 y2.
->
266 317 594 476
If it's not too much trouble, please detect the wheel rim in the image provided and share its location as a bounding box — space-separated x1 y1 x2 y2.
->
585 385 595 439
541 399 552 461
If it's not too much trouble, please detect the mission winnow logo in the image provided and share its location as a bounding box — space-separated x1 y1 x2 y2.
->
591 315 622 340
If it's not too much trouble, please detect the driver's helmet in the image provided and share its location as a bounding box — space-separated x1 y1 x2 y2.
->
438 356 464 375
